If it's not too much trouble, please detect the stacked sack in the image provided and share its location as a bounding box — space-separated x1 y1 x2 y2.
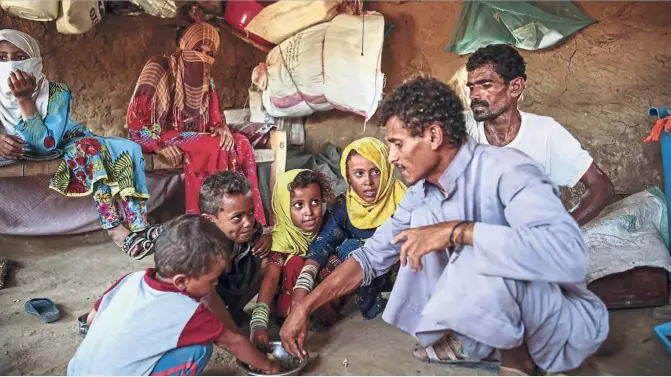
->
252 12 385 122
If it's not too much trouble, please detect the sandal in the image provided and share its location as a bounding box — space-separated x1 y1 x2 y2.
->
139 224 163 242
0 257 9 289
24 297 61 323
78 313 90 339
122 233 155 260
413 333 500 372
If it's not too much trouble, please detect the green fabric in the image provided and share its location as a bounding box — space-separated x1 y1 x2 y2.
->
446 1 596 55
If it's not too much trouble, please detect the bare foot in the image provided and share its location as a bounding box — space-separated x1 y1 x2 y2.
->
499 366 531 376
500 344 535 376
108 225 131 247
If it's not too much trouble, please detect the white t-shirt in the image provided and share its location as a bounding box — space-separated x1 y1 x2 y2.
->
465 111 593 188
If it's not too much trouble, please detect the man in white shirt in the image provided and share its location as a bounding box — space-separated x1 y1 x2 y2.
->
464 44 615 226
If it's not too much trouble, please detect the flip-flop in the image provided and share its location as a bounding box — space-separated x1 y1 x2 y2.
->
414 335 500 372
24 298 61 323
78 313 90 338
140 224 163 242
121 233 155 260
0 257 9 289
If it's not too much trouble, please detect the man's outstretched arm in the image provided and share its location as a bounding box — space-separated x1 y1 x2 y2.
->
280 188 421 358
570 162 615 226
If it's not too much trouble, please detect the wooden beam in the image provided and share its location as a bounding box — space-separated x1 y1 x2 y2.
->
0 149 277 178
268 130 287 226
0 159 62 178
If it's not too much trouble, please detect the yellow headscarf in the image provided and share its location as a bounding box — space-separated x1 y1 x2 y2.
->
341 137 407 230
271 169 317 256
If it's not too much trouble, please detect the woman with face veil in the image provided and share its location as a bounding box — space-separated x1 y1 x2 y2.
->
0 29 158 259
126 22 266 225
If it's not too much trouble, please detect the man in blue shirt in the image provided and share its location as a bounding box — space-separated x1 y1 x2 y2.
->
280 77 608 375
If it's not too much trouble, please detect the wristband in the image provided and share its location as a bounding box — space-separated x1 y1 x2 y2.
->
293 264 319 293
250 302 270 330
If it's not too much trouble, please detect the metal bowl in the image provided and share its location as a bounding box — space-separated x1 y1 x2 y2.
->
236 341 309 376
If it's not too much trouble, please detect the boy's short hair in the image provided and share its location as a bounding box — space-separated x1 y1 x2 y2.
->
289 170 333 203
154 214 233 278
199 171 252 215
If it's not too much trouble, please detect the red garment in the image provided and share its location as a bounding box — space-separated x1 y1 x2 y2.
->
269 254 346 319
271 255 304 318
643 116 671 143
127 81 267 224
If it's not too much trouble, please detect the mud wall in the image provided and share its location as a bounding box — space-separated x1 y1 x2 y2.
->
0 14 263 138
2 1 670 199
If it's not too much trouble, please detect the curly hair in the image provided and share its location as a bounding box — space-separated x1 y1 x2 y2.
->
378 76 466 148
199 171 252 215
466 44 526 83
288 170 333 203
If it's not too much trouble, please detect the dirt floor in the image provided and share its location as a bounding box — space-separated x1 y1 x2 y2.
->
2 231 671 376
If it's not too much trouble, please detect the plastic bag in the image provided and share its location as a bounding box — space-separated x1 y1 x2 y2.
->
56 0 105 35
130 0 176 18
446 1 595 55
583 187 671 283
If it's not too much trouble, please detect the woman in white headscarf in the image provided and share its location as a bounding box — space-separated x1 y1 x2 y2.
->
0 29 159 259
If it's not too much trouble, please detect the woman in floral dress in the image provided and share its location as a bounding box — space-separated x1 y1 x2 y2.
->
0 29 158 259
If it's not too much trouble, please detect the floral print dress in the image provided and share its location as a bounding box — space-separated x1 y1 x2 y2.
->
13 82 150 232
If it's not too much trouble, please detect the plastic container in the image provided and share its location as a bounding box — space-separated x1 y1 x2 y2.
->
236 341 309 376
649 107 671 247
224 0 273 48
0 0 59 21
653 321 671 355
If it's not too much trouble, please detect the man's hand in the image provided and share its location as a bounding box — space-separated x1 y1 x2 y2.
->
0 134 25 159
279 302 310 360
8 70 36 99
252 233 272 258
156 145 183 167
250 327 270 350
288 288 310 316
392 221 474 272
211 124 234 151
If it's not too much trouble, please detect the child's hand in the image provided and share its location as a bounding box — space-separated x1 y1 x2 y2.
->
265 360 282 375
251 327 270 350
252 233 272 258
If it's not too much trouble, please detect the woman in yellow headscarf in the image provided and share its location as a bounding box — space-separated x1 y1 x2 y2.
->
292 137 407 321
250 169 332 350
